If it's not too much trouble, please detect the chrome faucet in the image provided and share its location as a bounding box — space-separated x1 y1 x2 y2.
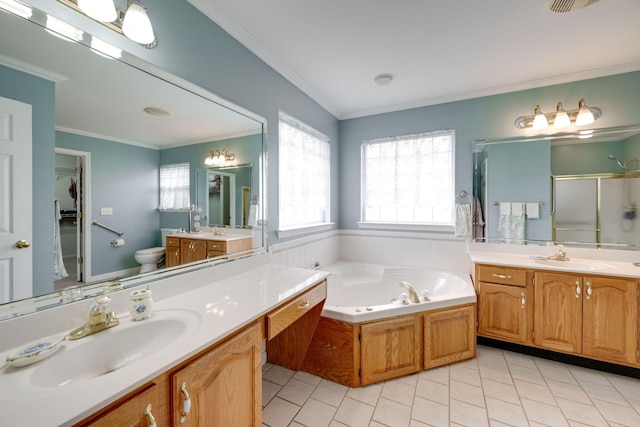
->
68 295 120 340
549 244 570 261
399 281 420 303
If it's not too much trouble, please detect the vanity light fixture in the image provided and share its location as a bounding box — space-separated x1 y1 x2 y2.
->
514 98 601 130
56 0 156 48
204 149 235 166
0 0 32 18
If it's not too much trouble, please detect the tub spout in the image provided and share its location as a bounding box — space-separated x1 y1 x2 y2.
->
399 281 420 303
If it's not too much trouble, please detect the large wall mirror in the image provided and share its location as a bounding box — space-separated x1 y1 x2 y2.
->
473 124 640 249
0 3 266 318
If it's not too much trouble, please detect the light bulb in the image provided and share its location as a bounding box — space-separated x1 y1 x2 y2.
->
531 105 548 130
78 0 117 22
122 2 155 45
575 98 595 126
553 102 570 128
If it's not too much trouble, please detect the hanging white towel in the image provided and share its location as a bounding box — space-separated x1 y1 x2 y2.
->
455 203 472 237
526 202 540 219
53 200 69 281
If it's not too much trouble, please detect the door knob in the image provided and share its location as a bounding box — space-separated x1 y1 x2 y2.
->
15 240 31 249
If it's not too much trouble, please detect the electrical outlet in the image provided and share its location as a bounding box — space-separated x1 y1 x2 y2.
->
100 207 113 215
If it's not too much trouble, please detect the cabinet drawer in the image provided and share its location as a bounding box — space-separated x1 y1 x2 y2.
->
166 237 180 247
207 240 227 252
478 265 527 287
266 280 327 340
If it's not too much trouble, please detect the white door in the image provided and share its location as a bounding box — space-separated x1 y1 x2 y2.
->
0 96 33 303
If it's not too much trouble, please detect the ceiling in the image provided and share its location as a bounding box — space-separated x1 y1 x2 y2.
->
188 0 640 120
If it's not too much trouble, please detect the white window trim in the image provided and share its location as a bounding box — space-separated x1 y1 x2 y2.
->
276 222 335 239
357 221 454 232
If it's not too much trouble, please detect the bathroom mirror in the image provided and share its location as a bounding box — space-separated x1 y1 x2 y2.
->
473 124 640 249
0 3 266 317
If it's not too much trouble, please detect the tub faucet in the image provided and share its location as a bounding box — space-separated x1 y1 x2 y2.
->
68 295 120 340
399 281 420 303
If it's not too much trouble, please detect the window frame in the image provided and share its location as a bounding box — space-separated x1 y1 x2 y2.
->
358 129 456 232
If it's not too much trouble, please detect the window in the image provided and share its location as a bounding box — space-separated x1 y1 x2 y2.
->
361 130 455 227
278 112 331 234
159 163 190 210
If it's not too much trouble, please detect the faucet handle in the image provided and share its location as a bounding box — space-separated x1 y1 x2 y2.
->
91 295 111 313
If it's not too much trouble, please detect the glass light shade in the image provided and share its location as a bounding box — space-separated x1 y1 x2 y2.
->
532 106 548 130
576 106 595 126
122 2 155 45
554 110 570 128
78 0 117 22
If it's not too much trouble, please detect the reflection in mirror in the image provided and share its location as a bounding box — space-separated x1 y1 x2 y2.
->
0 3 266 317
195 164 253 227
473 125 640 249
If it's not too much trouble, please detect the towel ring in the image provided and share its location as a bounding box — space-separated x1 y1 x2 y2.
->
456 191 472 205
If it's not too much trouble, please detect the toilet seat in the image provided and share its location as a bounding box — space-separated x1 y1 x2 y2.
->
135 247 165 255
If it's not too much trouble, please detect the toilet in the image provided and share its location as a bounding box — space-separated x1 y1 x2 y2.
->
134 228 179 273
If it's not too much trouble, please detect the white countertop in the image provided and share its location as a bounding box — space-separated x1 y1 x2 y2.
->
469 243 640 278
0 262 328 426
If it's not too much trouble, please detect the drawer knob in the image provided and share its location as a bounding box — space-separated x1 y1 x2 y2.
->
297 300 310 311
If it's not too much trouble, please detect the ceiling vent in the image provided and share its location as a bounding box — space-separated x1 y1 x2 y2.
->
548 0 600 13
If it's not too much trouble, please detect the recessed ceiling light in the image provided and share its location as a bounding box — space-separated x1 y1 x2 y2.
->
374 73 394 86
143 107 171 117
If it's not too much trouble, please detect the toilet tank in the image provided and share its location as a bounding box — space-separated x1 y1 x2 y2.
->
160 228 180 247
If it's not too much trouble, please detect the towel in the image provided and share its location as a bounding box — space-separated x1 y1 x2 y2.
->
472 196 485 239
526 202 540 219
455 203 472 237
498 202 525 244
53 200 69 281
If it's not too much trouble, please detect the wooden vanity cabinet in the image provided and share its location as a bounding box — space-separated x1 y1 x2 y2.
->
534 272 639 364
476 265 533 345
80 383 160 427
171 321 262 426
180 238 207 264
165 237 181 268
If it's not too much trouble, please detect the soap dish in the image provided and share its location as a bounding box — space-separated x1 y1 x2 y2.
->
6 334 66 368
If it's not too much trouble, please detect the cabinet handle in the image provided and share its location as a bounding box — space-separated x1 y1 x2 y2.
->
298 300 310 311
180 382 191 423
521 292 525 309
145 404 157 427
492 273 511 279
575 281 581 299
586 281 592 299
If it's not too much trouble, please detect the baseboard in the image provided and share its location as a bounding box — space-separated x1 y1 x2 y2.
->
477 337 640 380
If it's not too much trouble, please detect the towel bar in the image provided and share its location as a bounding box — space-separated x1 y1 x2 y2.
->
91 220 124 236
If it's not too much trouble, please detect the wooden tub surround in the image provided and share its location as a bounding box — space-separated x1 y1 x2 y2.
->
300 303 476 387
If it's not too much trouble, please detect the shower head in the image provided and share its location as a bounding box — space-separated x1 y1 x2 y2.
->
608 154 629 172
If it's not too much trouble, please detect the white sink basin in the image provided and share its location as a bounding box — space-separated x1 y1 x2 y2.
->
29 309 201 388
534 259 614 271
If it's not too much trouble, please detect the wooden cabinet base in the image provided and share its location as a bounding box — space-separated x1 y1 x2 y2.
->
301 303 476 387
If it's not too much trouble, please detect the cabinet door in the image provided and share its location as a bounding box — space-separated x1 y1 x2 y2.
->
583 277 638 364
424 305 476 369
81 384 158 427
165 246 180 267
172 322 262 426
478 282 531 344
534 272 582 354
360 315 421 385
180 239 207 264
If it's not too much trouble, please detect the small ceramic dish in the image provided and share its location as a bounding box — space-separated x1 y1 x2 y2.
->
5 334 66 367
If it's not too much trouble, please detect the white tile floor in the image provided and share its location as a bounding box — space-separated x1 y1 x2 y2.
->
262 345 640 427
